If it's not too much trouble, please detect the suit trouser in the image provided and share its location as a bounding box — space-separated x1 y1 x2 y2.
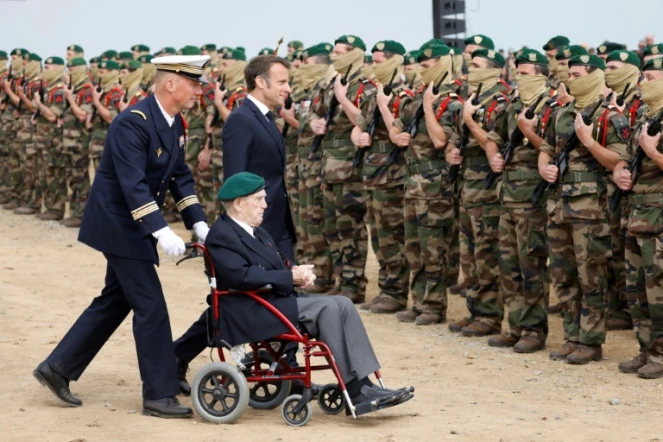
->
47 253 180 400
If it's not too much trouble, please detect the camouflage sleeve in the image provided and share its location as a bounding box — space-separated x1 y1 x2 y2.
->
539 109 559 157
604 111 630 158
394 97 417 131
486 105 511 148
79 90 94 115
49 89 66 117
439 99 462 146
355 92 376 131
203 88 216 117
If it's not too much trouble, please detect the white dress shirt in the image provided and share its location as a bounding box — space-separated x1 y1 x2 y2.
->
230 216 254 238
154 94 175 127
247 94 271 121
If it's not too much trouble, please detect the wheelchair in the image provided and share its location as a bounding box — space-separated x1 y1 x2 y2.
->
177 242 414 426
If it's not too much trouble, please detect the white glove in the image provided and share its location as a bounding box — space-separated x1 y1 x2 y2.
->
193 221 210 243
152 226 186 256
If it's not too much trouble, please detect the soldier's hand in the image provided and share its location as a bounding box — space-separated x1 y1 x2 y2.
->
446 147 463 166
423 81 441 109
282 104 296 122
376 83 392 108
64 86 74 101
333 74 349 99
540 164 559 183
214 88 227 104
3 80 10 93
357 132 372 148
489 152 505 173
16 85 25 97
91 86 103 103
640 123 663 158
394 132 411 147
574 114 595 147
558 83 573 105
463 95 481 122
198 147 212 171
517 107 537 133
614 166 633 191
311 118 327 135
118 99 128 112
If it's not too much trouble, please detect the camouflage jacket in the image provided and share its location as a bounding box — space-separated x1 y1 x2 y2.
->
205 81 247 150
622 88 646 128
278 86 304 185
34 82 66 139
297 80 326 180
62 83 94 145
89 85 123 136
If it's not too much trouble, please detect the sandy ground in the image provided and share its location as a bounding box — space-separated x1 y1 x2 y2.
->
1 209 661 442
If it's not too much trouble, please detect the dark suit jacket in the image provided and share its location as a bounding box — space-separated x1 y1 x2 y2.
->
79 94 205 264
222 97 295 245
207 214 298 347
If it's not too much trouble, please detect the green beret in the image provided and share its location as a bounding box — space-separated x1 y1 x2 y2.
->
236 46 246 53
27 53 42 62
405 50 419 65
67 57 87 68
515 49 548 66
421 38 447 49
159 47 177 55
0 51 7 60
122 60 142 70
137 54 154 64
300 43 331 60
597 42 626 56
201 43 217 52
226 48 247 61
644 43 663 57
288 40 304 50
21 52 31 60
89 56 100 64
218 172 266 201
417 44 451 62
364 54 373 64
258 47 273 56
555 45 588 60
335 35 367 51
99 60 120 70
219 46 233 56
101 49 118 59
542 36 570 51
643 58 663 71
471 48 505 68
44 56 65 66
606 50 640 68
116 51 134 61
11 48 28 57
371 40 406 56
568 54 606 70
178 46 202 56
464 35 495 50
132 44 150 53
67 44 84 53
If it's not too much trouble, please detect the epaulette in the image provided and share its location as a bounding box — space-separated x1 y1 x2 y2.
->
130 110 147 120
546 97 560 109
494 94 507 103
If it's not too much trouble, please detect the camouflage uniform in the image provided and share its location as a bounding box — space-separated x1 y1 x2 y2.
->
182 99 214 222
88 85 122 173
14 76 40 212
0 71 17 202
278 101 303 262
315 71 375 297
3 74 23 208
541 98 629 346
487 95 559 342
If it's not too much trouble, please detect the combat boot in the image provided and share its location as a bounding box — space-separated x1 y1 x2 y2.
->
566 344 603 364
618 351 648 374
2 200 18 210
369 297 405 314
549 341 578 361
449 284 466 297
360 296 387 311
414 312 445 326
37 212 63 221
305 280 334 295
14 206 37 215
488 333 519 348
448 317 472 333
547 302 565 315
337 290 365 304
514 335 545 353
62 217 82 228
637 361 663 379
606 317 633 331
461 321 500 337
0 194 10 204
395 309 419 323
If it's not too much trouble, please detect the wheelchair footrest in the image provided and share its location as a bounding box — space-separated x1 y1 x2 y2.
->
351 390 415 417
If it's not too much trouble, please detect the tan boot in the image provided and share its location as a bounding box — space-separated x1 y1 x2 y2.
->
14 206 37 215
415 312 445 326
2 200 18 210
606 317 633 331
488 333 519 348
336 290 365 304
549 341 578 361
566 344 603 365
514 335 545 353
360 296 386 311
369 297 405 314
395 310 419 323
618 351 649 374
448 317 472 333
62 217 82 228
637 361 663 379
461 321 500 337
0 194 10 204
38 212 63 221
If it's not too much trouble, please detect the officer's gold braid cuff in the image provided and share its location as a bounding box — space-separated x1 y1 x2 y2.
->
131 201 159 220
176 195 200 212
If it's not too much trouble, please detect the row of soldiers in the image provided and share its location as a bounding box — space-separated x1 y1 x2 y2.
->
3 35 663 379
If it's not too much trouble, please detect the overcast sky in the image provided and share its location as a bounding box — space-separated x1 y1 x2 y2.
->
0 0 657 60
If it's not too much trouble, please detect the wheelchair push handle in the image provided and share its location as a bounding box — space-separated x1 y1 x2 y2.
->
176 242 205 265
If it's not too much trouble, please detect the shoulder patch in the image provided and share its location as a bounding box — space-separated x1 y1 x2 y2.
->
130 110 147 120
610 112 630 142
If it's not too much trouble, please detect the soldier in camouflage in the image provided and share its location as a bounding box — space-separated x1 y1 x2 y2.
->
0 50 11 204
540 54 630 364
614 57 663 379
117 60 147 113
131 44 150 60
65 45 84 62
542 36 570 92
596 42 626 62
139 54 156 94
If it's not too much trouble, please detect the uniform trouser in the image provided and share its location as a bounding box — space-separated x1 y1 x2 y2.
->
499 204 549 340
404 197 455 315
0 123 11 194
323 181 368 295
39 140 67 217
448 201 461 288
607 203 630 321
211 147 224 224
366 187 410 302
20 140 41 210
7 128 22 201
548 218 610 345
287 178 304 262
186 134 216 223
64 142 90 219
296 177 311 263
625 234 663 364
459 204 503 327
47 253 180 400
299 178 333 285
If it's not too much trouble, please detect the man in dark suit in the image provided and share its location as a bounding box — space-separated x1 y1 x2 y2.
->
173 172 413 411
33 55 213 419
222 54 296 261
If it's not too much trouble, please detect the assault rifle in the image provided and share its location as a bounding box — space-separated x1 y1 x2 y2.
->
281 94 294 137
1 70 13 105
310 63 353 153
448 82 483 184
32 81 45 120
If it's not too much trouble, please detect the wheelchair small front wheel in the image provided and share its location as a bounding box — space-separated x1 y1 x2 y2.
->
192 362 249 424
242 349 292 410
281 394 312 427
318 383 345 414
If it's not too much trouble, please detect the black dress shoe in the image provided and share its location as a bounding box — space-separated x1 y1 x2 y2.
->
176 357 191 396
346 385 412 416
143 396 193 418
33 360 82 407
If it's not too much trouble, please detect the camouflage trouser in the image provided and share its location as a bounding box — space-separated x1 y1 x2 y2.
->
21 140 41 210
162 192 180 221
38 137 67 217
12 116 33 205
89 137 105 180
186 134 216 222
404 197 454 315
366 187 409 302
211 146 224 223
299 178 333 285
625 234 663 363
607 201 630 321
548 218 610 345
448 200 461 288
499 205 549 340
322 181 368 295
0 122 12 195
64 141 90 219
287 178 303 262
459 204 503 327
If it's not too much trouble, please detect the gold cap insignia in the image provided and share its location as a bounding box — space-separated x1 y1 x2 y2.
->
156 147 163 158
347 36 355 44
563 48 571 58
46 58 52 64
487 50 495 59
580 55 590 64
655 59 663 69
424 48 432 58
474 36 483 44
599 45 607 53
301 51 308 59
325 44 332 51
376 42 385 51
652 46 660 55
17 49 22 55
528 53 537 62
619 52 628 61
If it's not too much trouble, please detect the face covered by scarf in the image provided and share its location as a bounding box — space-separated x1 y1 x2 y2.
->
372 54 403 86
119 67 143 92
220 60 247 87
69 65 89 89
331 47 364 78
642 75 663 118
516 73 547 106
568 68 605 109
101 69 120 92
293 63 328 91
468 66 501 94
42 65 65 85
605 64 640 95
420 55 452 86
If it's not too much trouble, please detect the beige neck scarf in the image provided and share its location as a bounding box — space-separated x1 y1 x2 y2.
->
120 68 143 93
404 66 422 86
516 74 547 106
569 69 605 109
373 55 403 85
142 63 156 85
468 67 501 93
101 70 120 92
556 64 570 87
548 56 559 76
220 60 247 86
10 58 23 75
642 76 663 118
23 60 41 80
293 63 328 91
420 55 452 87
70 66 88 89
331 48 364 77
43 66 65 85
605 64 640 94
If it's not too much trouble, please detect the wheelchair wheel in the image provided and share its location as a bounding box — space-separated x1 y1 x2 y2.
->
191 362 249 424
241 349 292 410
281 394 312 427
317 383 345 414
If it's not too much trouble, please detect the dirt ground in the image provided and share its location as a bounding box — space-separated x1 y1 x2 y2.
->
1 209 661 442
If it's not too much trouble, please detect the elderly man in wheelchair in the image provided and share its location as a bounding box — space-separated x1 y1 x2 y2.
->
173 172 413 425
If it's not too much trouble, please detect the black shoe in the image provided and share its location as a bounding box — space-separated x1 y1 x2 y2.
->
176 357 191 396
33 360 82 407
142 396 193 419
346 385 412 416
289 380 322 399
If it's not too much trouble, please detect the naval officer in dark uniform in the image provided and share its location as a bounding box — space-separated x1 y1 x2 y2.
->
33 55 212 419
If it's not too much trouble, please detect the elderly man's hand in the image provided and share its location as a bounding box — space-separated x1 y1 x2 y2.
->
292 265 316 287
